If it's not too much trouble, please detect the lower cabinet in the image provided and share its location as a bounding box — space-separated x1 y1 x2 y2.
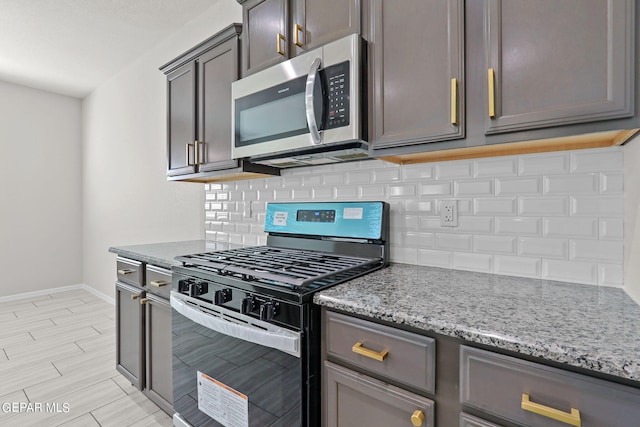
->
324 361 434 427
115 259 173 415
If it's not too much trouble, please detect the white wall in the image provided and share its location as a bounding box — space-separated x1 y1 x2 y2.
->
0 81 82 297
82 1 242 297
624 134 640 303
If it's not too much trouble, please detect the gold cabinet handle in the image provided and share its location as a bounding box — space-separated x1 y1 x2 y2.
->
352 342 388 362
118 269 135 275
487 68 496 118
196 140 205 165
150 280 169 287
140 298 149 305
130 294 140 300
186 142 195 166
276 33 286 56
521 394 581 427
294 23 304 47
451 77 458 125
411 410 425 427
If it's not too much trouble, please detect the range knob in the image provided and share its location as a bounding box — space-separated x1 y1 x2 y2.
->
241 296 256 315
259 301 278 321
214 289 232 305
191 282 208 297
178 279 193 295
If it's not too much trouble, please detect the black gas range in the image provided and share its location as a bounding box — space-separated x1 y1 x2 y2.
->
171 202 388 427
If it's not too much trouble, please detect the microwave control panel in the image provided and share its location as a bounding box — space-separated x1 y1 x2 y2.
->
324 61 350 130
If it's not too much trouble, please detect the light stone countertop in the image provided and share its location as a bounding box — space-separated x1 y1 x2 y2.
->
108 240 228 269
314 262 640 383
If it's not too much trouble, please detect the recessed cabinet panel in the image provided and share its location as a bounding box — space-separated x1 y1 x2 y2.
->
116 281 145 390
166 63 197 176
370 0 464 149
242 0 288 76
291 0 360 57
484 0 635 134
460 346 640 427
325 361 435 427
145 295 173 414
199 38 239 172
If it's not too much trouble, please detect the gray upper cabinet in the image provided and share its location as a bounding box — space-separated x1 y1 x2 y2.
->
368 0 465 149
166 62 197 176
484 0 635 135
239 0 360 77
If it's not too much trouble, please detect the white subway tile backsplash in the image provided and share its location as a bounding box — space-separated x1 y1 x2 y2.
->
599 172 623 194
519 197 569 216
519 152 569 176
519 237 568 259
570 240 623 263
542 259 597 285
496 177 542 196
417 249 453 268
598 264 624 287
204 147 625 288
474 157 517 177
570 196 624 216
495 217 542 236
436 233 473 252
436 160 473 179
474 235 517 255
494 255 541 278
570 147 622 173
455 179 494 197
453 252 493 273
474 198 517 216
543 174 598 195
599 218 623 240
543 217 598 239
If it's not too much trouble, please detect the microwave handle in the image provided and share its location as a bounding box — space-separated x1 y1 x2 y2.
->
305 58 323 145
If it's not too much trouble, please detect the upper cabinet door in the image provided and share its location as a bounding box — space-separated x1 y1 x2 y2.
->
241 0 288 77
484 0 635 135
291 0 360 57
369 0 465 150
166 63 197 176
198 37 240 172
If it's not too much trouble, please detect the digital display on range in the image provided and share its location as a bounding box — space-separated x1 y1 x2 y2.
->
296 210 336 223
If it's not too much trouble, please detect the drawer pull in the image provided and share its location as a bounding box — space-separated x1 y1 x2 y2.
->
118 269 135 275
150 280 169 287
410 409 425 427
140 298 149 305
521 394 581 427
352 342 388 362
130 294 140 300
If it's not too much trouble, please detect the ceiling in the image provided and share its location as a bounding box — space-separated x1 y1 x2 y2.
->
0 0 217 98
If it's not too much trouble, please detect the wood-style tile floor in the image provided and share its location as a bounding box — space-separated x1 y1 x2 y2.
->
0 288 172 426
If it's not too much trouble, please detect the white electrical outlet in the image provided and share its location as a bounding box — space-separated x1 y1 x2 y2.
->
440 200 458 227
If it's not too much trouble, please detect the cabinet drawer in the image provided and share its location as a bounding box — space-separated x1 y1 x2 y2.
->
116 257 144 287
460 346 640 427
145 265 171 299
326 311 435 393
324 361 434 427
460 413 501 427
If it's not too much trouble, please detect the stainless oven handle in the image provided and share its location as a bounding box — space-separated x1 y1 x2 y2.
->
305 57 323 145
170 292 301 358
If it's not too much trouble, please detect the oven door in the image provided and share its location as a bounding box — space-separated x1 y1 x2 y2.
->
171 291 303 427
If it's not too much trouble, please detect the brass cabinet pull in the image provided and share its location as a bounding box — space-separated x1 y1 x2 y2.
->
410 410 425 427
352 342 388 362
197 140 206 165
521 394 581 427
150 280 169 287
118 269 135 275
140 298 149 305
186 142 195 166
451 77 458 125
294 24 304 47
487 68 496 118
130 294 140 300
276 33 286 56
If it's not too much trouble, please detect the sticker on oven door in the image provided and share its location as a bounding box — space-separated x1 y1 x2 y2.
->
343 207 363 219
197 371 248 427
273 211 288 226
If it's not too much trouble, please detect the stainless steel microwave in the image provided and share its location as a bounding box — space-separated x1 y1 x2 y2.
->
231 34 368 168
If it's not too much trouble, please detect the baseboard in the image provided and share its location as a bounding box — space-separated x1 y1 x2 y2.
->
624 286 640 307
0 283 115 305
